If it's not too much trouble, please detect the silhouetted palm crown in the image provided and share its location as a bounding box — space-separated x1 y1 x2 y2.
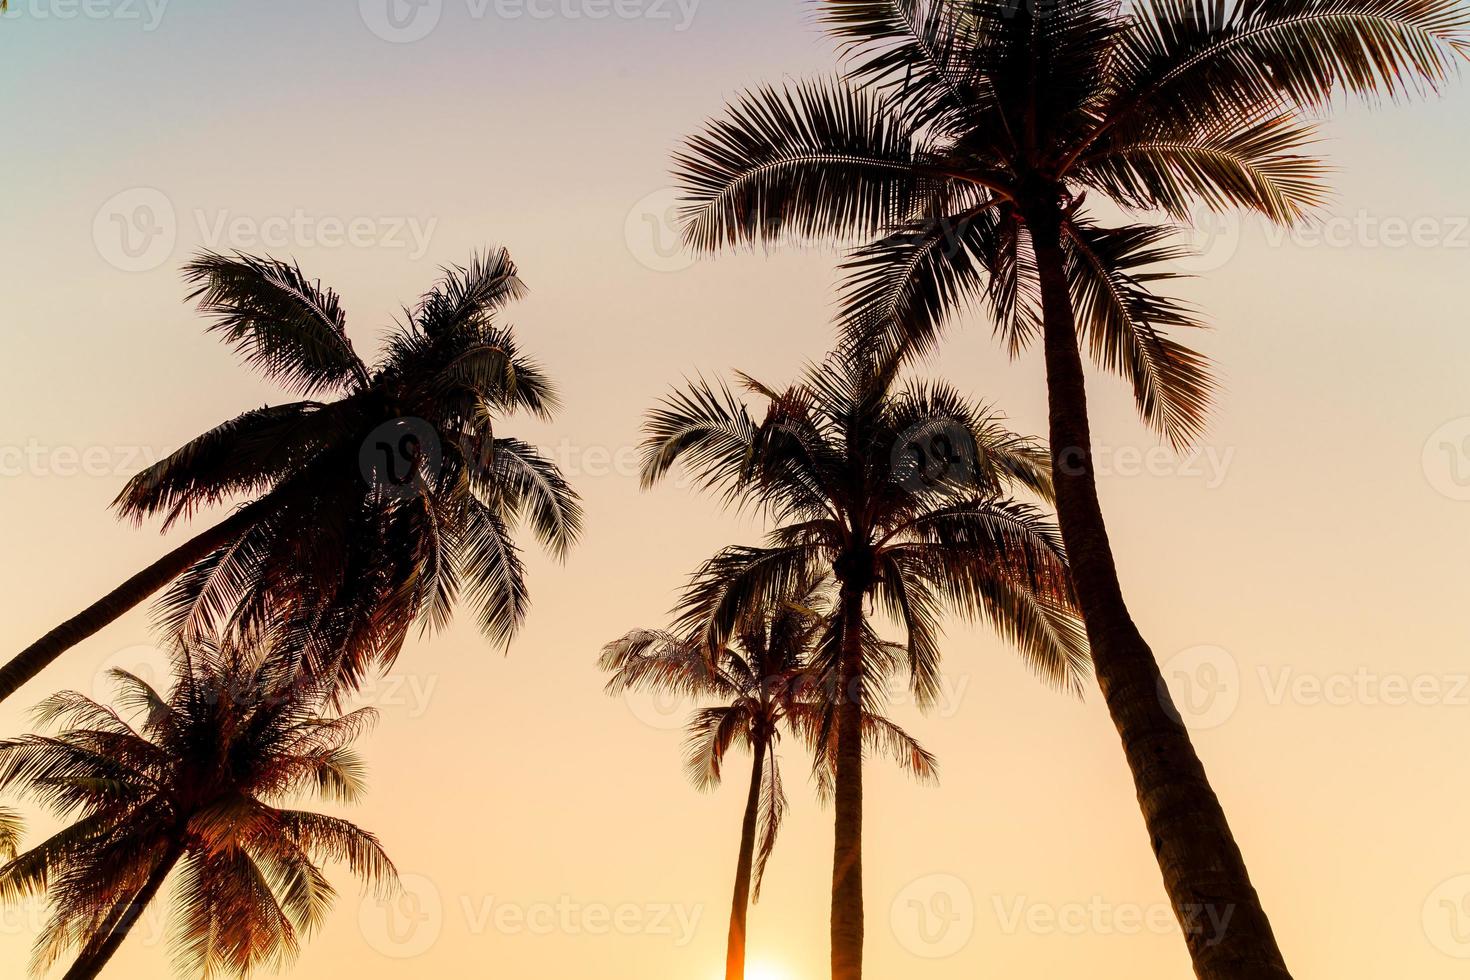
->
602 573 937 892
640 348 1088 696
675 0 1469 446
119 251 582 689
0 631 395 977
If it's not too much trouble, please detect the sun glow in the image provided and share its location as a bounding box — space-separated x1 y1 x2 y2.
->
745 962 793 980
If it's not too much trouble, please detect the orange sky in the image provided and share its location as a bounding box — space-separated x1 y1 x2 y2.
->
2 2 1469 978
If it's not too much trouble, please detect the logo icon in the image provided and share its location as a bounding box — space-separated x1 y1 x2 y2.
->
93 187 176 273
360 0 442 43
92 642 174 705
1173 205 1242 274
624 188 695 273
891 873 975 959
1158 645 1240 730
892 419 979 493
1424 874 1470 958
1423 417 1470 501
359 418 443 500
359 873 443 958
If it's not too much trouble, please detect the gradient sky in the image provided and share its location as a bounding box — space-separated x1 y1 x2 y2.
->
2 2 1469 978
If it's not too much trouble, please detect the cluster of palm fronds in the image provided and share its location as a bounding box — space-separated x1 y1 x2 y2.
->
2 1 1468 979
0 252 582 979
604 344 1089 978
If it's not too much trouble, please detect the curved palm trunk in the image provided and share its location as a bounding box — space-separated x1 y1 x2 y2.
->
1027 206 1290 979
63 841 184 980
830 582 865 980
725 737 768 980
0 500 271 704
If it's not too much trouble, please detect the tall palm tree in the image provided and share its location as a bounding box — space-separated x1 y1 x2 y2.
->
639 346 1087 979
671 3 1469 975
600 571 937 980
1 249 581 701
0 627 397 980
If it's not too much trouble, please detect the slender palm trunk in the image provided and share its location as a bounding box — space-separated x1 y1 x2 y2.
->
0 501 270 704
1027 204 1290 979
725 737 768 980
830 581 865 980
63 841 185 980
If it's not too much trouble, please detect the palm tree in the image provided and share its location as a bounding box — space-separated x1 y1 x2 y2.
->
0 249 581 702
600 571 937 980
671 3 1469 975
639 345 1086 979
0 627 397 980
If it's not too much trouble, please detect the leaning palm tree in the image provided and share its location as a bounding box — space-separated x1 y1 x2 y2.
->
0 627 396 980
640 345 1086 980
671 3 1469 975
1 249 580 702
601 571 937 980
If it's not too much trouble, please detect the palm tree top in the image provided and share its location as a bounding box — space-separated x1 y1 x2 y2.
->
99 249 582 691
640 346 1089 699
0 628 397 978
672 0 1469 446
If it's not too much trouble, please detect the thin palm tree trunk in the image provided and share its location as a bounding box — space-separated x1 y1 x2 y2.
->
830 582 865 980
1027 206 1291 979
62 842 185 980
725 738 767 980
0 500 271 704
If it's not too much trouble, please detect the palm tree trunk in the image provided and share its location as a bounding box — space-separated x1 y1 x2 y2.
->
1026 204 1291 980
725 737 768 980
63 841 185 980
830 582 865 980
0 499 271 705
